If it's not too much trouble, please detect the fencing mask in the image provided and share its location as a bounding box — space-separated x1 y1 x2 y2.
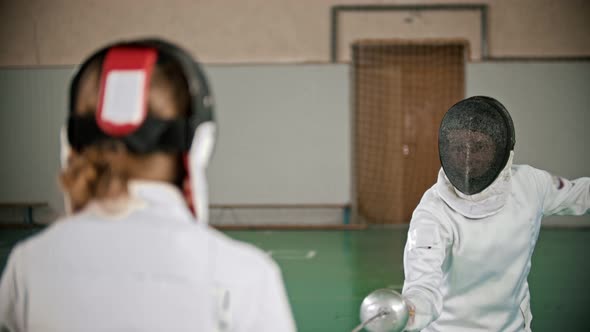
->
438 96 515 195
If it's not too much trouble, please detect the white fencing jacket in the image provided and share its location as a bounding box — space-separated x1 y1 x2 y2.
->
0 181 296 332
402 164 589 332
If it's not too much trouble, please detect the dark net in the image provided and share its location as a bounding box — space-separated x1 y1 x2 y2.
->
352 39 468 224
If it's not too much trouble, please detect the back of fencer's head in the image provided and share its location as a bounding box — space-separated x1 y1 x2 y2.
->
63 39 216 221
62 50 191 212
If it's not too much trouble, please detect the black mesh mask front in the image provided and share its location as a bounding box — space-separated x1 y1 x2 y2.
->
438 96 515 195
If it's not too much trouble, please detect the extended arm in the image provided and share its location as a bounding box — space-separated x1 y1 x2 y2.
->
402 208 451 331
533 168 590 216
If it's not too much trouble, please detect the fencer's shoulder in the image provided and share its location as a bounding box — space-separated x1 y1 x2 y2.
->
512 164 540 175
421 185 450 212
413 186 452 224
511 164 550 183
9 213 88 253
205 227 280 282
513 163 553 175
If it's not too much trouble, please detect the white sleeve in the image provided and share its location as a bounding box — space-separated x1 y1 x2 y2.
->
402 206 452 331
531 168 590 216
0 244 25 332
245 260 296 332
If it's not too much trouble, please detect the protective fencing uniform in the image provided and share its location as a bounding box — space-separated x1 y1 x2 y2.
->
0 181 296 332
402 96 589 331
1 39 296 332
402 164 590 331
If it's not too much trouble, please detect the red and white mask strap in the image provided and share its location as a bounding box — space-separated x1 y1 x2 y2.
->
96 47 157 136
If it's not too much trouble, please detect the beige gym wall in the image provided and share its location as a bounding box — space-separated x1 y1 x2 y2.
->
1 0 589 66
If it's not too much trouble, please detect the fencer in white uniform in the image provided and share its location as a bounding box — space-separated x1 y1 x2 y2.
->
402 96 589 331
0 39 296 332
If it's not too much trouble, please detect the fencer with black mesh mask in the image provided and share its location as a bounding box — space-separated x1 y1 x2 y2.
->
398 96 589 332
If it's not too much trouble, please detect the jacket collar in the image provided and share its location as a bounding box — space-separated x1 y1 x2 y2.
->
84 180 193 222
436 151 514 219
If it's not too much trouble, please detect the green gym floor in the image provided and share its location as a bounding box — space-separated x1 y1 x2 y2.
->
1 227 588 331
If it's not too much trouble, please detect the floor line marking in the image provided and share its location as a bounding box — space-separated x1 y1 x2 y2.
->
267 249 317 260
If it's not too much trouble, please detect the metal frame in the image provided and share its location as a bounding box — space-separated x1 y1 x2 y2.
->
0 202 46 227
210 203 353 227
330 4 489 62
